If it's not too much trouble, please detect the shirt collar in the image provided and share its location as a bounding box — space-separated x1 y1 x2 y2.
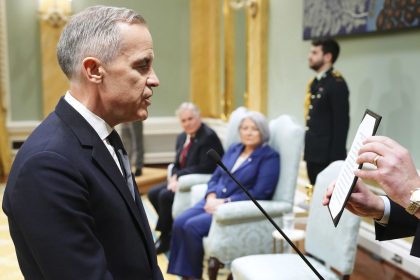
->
315 67 333 81
64 91 113 140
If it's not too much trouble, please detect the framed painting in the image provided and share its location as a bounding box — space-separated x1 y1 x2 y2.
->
303 0 420 40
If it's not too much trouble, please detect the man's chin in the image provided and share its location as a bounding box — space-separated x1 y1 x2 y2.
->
309 65 320 71
138 110 148 121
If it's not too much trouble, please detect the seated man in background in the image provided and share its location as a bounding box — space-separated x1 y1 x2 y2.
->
148 102 224 254
167 111 280 280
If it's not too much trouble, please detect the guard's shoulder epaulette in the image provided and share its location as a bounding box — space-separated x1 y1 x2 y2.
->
332 70 342 78
332 70 345 81
306 77 315 85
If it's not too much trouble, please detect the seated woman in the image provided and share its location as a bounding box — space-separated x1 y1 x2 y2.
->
167 111 280 280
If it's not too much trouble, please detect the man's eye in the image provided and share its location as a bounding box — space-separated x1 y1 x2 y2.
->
135 59 152 70
137 63 149 69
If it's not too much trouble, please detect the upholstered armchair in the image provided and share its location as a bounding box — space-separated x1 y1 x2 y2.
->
171 107 249 218
172 174 212 217
231 161 361 280
203 114 304 280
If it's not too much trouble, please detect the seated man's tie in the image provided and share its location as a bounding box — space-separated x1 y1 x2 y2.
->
179 137 193 169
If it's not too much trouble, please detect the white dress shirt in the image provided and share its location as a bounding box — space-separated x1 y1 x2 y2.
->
64 92 123 175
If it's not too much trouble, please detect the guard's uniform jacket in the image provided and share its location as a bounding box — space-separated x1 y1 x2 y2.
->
304 67 350 164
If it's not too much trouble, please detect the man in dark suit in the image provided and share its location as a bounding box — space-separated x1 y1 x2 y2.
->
148 102 224 254
323 136 420 258
2 6 163 279
304 38 350 185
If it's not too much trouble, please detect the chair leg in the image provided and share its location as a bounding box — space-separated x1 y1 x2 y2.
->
208 257 224 280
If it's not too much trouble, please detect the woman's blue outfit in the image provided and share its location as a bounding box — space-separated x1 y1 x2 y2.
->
167 143 280 278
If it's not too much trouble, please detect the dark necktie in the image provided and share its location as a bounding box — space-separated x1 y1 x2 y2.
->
107 130 136 200
179 137 193 169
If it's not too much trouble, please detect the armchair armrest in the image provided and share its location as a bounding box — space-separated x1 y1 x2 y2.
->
213 200 292 225
177 174 212 192
173 174 212 218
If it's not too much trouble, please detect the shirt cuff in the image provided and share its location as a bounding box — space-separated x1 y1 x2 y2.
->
375 196 390 226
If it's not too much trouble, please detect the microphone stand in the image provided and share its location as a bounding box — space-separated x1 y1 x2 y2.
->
208 150 324 280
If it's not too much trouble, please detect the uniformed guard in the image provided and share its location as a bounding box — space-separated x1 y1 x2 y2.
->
304 38 350 186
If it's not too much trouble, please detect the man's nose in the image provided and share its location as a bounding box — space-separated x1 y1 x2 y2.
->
148 69 160 87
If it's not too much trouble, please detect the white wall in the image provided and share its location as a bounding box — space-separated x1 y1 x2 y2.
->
267 0 420 165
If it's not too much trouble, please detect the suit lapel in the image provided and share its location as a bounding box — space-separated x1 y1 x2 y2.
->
231 145 265 174
92 143 156 268
91 144 145 225
186 123 204 161
233 157 252 173
175 133 187 161
55 98 155 261
226 145 243 171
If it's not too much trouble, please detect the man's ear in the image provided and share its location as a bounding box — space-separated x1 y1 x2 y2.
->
324 52 333 64
82 57 104 83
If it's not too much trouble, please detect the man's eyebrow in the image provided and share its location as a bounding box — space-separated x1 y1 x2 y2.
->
137 57 150 63
133 55 153 66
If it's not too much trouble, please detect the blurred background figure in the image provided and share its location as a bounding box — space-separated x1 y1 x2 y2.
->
121 120 144 176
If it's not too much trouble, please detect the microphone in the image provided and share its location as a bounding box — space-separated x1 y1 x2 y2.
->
207 149 325 280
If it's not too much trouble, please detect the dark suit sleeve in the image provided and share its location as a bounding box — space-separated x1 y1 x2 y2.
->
328 79 349 161
8 152 114 280
375 200 420 257
375 200 419 238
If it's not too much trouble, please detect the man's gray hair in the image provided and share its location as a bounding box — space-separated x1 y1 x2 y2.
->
175 102 201 118
57 5 146 79
240 111 270 144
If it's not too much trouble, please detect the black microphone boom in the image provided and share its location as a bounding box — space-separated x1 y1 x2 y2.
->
206 149 325 280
